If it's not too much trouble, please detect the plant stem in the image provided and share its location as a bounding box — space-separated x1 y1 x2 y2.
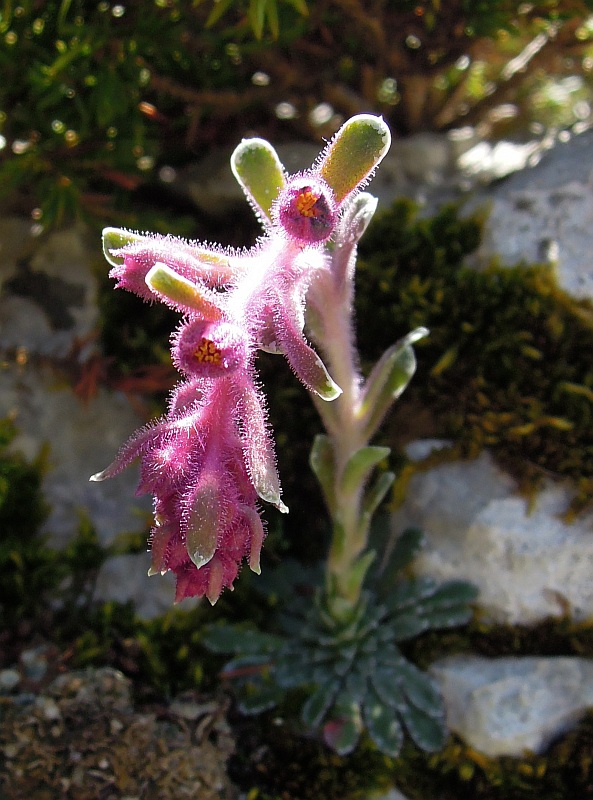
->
309 241 377 621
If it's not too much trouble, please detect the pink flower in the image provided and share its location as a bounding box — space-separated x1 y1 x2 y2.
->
91 115 391 602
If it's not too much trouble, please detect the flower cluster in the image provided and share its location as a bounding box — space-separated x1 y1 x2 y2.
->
91 115 391 603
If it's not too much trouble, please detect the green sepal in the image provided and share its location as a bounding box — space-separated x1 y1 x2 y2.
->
102 227 143 267
231 137 286 224
309 434 336 514
145 263 222 317
319 114 391 203
358 327 429 439
185 481 219 569
340 445 390 500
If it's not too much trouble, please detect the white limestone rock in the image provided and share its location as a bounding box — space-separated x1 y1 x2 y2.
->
93 553 198 619
390 441 593 624
469 127 593 301
431 655 593 757
0 217 151 550
0 219 99 358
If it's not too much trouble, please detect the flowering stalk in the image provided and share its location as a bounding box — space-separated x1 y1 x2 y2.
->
91 114 424 618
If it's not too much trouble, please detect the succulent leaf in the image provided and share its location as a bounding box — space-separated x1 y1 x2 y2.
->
371 665 406 710
340 445 391 499
301 679 341 729
231 137 286 224
363 688 405 757
358 327 429 439
398 660 444 719
419 580 479 610
386 577 438 613
391 609 430 641
323 699 362 756
380 527 425 584
237 682 286 715
319 114 391 203
202 624 283 655
309 434 336 514
399 699 447 753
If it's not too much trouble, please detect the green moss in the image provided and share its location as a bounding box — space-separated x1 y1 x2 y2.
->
356 198 593 514
0 418 53 627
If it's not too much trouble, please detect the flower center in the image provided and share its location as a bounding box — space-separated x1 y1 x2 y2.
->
194 337 222 365
296 189 322 218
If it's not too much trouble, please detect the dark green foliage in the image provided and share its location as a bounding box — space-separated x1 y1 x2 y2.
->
203 554 477 758
2 2 593 227
356 199 593 511
0 418 52 626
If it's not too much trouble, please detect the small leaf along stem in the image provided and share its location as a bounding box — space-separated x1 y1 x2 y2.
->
308 227 385 623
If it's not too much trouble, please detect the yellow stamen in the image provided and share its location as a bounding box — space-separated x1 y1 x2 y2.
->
296 190 320 218
194 337 222 365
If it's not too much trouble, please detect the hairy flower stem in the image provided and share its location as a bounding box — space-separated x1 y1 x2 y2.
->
310 245 376 623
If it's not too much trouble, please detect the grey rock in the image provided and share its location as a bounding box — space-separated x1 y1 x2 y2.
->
469 127 593 300
0 365 150 549
20 646 49 681
0 220 99 358
93 553 198 619
0 669 21 693
391 441 593 624
431 655 593 757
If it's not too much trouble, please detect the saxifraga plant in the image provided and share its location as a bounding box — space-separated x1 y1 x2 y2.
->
92 115 477 756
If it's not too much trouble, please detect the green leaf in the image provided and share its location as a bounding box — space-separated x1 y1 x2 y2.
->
419 580 479 611
319 114 391 203
398 660 444 719
202 624 283 655
231 137 286 224
340 445 391 499
344 667 370 702
390 609 429 641
275 650 330 688
381 527 425 584
301 679 340 729
248 0 267 38
360 472 395 529
204 0 235 28
358 327 429 440
363 688 404 757
237 682 285 714
386 577 438 613
323 696 362 755
370 665 405 710
422 605 475 628
399 699 447 753
341 550 376 602
309 434 336 514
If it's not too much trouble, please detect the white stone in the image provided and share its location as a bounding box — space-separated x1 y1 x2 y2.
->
469 128 593 301
0 220 99 358
390 442 593 624
431 655 593 757
93 553 198 619
0 365 150 549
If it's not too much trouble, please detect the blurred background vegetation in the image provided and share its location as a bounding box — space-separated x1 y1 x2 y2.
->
1 0 593 229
